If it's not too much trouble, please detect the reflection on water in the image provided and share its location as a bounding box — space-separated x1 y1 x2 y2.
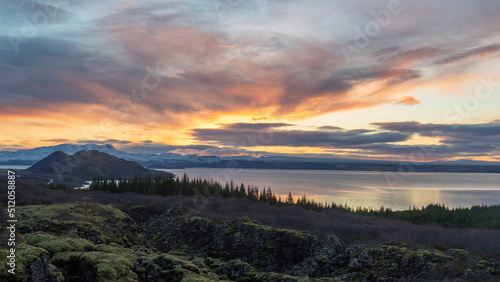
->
3 165 498 211
0 165 30 170
162 168 500 211
408 189 441 208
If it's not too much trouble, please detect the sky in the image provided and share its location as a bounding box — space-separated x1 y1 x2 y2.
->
1 0 500 162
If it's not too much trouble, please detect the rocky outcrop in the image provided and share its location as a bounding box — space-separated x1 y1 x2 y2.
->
23 253 62 282
143 214 344 277
1 201 499 281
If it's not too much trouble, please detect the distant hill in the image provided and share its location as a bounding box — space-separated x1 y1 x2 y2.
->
0 143 223 166
2 143 500 173
27 150 169 180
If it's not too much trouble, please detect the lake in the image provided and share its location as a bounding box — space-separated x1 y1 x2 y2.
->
161 168 500 211
3 165 499 210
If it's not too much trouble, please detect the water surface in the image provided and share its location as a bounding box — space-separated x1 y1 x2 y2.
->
162 168 500 210
3 165 498 210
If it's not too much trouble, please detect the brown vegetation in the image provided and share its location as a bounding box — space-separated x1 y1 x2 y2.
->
1 177 498 258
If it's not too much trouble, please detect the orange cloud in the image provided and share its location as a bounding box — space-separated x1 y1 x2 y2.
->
396 96 420 105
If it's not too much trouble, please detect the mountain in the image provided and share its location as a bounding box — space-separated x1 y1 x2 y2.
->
0 144 224 166
0 144 146 164
27 150 167 180
2 143 500 173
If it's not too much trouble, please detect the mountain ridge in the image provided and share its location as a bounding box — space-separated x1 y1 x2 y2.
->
2 143 500 172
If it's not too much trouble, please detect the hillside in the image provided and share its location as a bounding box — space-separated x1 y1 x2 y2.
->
1 176 500 281
1 201 499 281
26 150 168 180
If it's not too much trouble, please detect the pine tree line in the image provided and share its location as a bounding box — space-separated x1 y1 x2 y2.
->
88 173 500 229
89 173 349 211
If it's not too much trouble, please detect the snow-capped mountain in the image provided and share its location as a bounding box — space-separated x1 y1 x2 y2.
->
2 144 498 172
0 144 227 166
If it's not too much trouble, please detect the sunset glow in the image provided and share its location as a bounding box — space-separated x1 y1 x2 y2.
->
1 0 499 161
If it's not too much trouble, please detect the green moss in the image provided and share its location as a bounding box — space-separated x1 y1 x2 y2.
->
240 218 312 240
205 272 220 280
288 229 311 239
240 220 275 232
147 254 216 281
17 243 49 267
382 245 407 253
448 248 468 255
177 268 211 282
250 271 299 281
230 259 248 268
95 242 154 262
50 264 65 282
52 251 138 281
135 266 146 273
18 202 140 247
25 232 96 255
17 218 103 241
191 257 207 271
404 248 453 260
18 202 128 229
240 216 253 223
477 259 488 268
154 254 200 274
315 255 328 263
189 216 213 224
100 235 112 244
0 244 51 281
448 248 469 256
223 227 233 235
0 249 24 282
168 249 189 257
205 257 223 268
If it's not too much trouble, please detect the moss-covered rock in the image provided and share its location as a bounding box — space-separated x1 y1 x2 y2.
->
2 201 499 281
0 244 62 282
25 232 96 255
52 251 138 281
143 214 344 277
17 202 141 246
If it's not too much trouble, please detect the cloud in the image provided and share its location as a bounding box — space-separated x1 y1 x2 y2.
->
433 44 500 65
395 96 420 105
223 123 294 131
117 142 219 154
42 138 73 143
372 121 500 138
1 0 479 125
2 0 500 160
104 139 133 145
317 126 343 131
192 123 409 148
169 147 260 157
366 121 500 158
